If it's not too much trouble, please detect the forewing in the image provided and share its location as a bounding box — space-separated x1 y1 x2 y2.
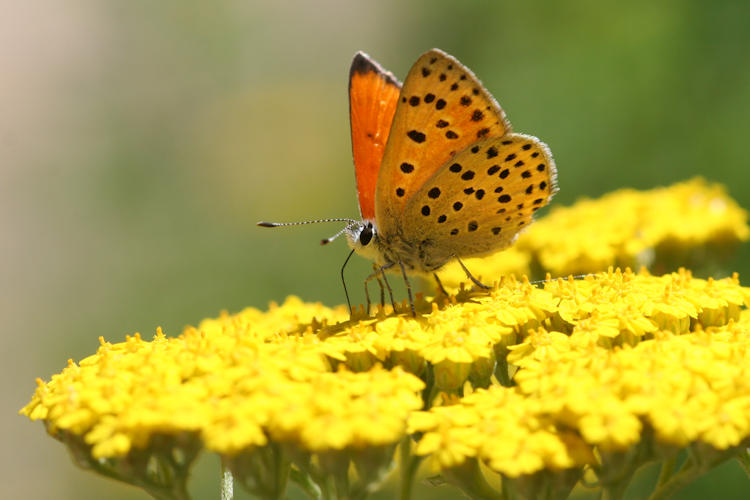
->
375 49 511 234
401 133 557 266
349 52 402 220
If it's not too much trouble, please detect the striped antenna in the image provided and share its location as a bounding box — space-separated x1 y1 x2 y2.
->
257 218 359 246
257 218 358 228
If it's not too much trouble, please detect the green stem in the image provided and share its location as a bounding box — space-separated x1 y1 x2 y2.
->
596 436 659 500
655 457 676 488
399 438 422 500
335 465 351 500
290 468 323 500
500 475 513 500
220 460 234 500
738 449 750 477
647 463 700 500
272 444 290 500
495 352 512 387
85 452 193 500
649 444 738 500
323 475 336 500
443 459 500 500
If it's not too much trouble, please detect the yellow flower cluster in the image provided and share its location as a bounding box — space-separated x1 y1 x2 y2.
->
21 268 750 498
409 385 594 477
22 298 422 461
437 178 748 288
411 318 750 474
409 269 750 479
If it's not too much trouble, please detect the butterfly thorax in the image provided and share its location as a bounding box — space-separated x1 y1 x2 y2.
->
345 220 447 274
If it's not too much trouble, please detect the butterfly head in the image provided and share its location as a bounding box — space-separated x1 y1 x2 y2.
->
344 219 383 262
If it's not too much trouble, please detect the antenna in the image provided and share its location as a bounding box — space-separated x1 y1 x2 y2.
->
257 218 358 228
321 226 351 246
257 218 359 246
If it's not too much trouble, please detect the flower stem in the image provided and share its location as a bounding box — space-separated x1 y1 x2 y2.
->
495 352 512 387
290 468 323 500
647 463 700 500
399 437 422 500
443 459 499 500
738 449 750 477
655 457 676 488
273 444 291 500
220 460 234 500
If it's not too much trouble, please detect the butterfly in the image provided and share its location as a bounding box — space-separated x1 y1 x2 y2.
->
260 49 557 316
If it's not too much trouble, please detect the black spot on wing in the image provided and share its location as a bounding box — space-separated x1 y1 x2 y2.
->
407 130 426 143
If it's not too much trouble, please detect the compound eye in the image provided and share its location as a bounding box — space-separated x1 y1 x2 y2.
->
359 226 373 246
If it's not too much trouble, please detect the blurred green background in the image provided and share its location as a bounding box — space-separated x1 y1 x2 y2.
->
5 0 749 498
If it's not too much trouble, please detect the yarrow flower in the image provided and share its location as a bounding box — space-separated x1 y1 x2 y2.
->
437 177 749 288
21 180 750 500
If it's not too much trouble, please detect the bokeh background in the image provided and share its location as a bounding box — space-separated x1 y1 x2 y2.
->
4 1 749 498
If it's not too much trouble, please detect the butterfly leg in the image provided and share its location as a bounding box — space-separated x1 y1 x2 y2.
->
398 261 416 317
363 273 373 315
363 262 395 314
433 272 449 296
379 263 397 311
456 256 492 290
374 265 386 308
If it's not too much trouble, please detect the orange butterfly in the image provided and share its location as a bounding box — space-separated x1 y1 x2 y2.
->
260 49 557 315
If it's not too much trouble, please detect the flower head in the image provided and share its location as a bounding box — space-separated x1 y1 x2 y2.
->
437 178 749 289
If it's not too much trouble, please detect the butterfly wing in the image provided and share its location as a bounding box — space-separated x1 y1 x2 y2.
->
375 49 511 235
401 133 557 269
349 52 402 221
